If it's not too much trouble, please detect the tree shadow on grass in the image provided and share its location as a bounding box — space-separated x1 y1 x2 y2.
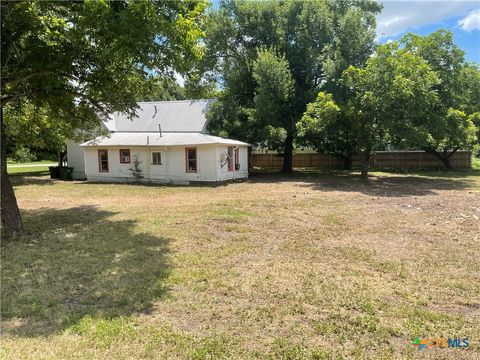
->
1 205 171 337
11 175 238 189
248 169 479 197
10 175 59 186
8 170 50 177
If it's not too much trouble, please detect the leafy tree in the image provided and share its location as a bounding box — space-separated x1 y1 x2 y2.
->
342 42 440 178
251 48 295 166
322 3 379 95
470 112 480 156
11 147 36 163
183 71 219 100
302 29 479 175
1 0 206 235
139 74 219 102
459 64 480 115
296 3 379 170
205 0 381 172
4 100 91 168
139 77 186 102
297 92 356 169
301 31 480 176
398 30 480 167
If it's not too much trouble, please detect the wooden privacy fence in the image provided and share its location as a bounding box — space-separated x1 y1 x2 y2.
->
249 151 472 170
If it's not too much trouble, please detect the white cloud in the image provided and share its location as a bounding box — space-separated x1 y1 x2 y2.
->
377 0 479 38
458 8 480 31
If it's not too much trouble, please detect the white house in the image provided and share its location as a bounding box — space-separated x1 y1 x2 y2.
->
66 99 249 184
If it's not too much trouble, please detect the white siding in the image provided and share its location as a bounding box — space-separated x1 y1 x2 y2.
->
238 146 249 178
84 147 147 182
199 146 218 181
217 145 249 181
83 145 230 184
67 140 86 179
149 147 168 180
163 146 218 183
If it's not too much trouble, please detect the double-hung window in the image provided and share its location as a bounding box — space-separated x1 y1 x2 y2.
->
98 150 109 172
119 149 130 163
152 152 162 165
185 147 197 173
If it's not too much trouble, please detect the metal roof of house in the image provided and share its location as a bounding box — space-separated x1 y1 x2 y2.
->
107 99 215 133
80 132 249 147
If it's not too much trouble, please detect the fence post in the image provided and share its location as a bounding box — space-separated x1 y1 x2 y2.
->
395 152 398 168
419 152 422 169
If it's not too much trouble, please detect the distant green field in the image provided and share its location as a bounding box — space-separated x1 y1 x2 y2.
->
7 167 50 175
7 160 57 166
7 161 56 176
472 156 480 170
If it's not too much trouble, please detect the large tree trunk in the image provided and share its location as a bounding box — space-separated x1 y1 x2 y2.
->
282 126 294 174
426 148 457 169
1 107 23 236
441 156 452 169
343 156 353 170
360 151 370 180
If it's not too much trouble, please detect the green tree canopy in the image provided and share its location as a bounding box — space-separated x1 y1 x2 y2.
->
139 77 186 102
251 48 295 152
470 112 480 156
300 31 479 178
4 100 78 163
1 0 207 235
395 30 480 165
339 42 439 178
204 0 382 172
297 92 356 169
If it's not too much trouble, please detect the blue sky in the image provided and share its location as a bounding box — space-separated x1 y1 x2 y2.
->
377 1 480 63
209 0 480 63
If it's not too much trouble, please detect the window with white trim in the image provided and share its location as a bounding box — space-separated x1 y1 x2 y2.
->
185 147 197 172
98 149 109 172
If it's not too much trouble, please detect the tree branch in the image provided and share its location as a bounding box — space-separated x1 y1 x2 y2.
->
66 89 109 117
3 71 51 88
446 147 459 159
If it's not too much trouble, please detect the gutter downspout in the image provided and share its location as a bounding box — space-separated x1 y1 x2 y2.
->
166 146 170 184
233 146 239 181
146 136 151 182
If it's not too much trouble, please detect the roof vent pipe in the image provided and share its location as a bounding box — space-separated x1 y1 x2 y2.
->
158 123 162 137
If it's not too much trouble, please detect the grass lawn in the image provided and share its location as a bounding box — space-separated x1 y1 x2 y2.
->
7 160 57 176
2 169 479 359
7 160 57 165
472 156 480 170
